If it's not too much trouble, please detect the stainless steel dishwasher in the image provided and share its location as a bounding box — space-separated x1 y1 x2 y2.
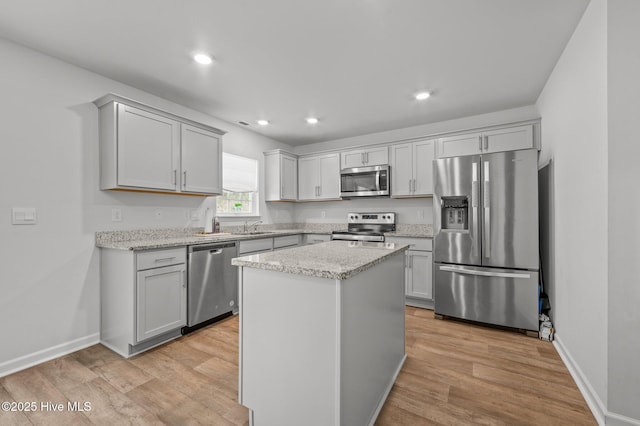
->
184 242 238 333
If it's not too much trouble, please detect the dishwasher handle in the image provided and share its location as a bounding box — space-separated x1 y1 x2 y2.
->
189 242 236 253
208 249 222 255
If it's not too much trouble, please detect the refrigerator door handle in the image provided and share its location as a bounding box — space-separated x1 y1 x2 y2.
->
439 265 531 279
471 162 479 257
483 160 491 258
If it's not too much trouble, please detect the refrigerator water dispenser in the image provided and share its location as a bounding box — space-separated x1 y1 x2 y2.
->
441 196 468 230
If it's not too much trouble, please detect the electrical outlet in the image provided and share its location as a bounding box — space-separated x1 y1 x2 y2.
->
321 211 326 218
111 208 122 222
12 207 37 225
155 209 162 219
190 209 200 220
418 210 424 219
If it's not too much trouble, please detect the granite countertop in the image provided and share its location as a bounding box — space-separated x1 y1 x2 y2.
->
95 223 432 250
96 229 316 250
231 240 409 280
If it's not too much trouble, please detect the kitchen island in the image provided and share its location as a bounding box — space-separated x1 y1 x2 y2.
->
232 240 408 426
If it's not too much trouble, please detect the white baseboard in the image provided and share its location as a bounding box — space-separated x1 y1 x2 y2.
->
554 335 640 426
0 333 100 378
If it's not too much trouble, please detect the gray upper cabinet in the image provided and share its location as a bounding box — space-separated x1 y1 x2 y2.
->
435 124 534 158
298 153 341 201
95 94 225 195
180 124 222 195
340 146 389 169
114 104 180 191
264 150 298 201
390 139 434 197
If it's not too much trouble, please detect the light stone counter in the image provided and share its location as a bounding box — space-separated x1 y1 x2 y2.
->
95 223 431 250
96 229 307 250
385 223 433 238
231 240 408 280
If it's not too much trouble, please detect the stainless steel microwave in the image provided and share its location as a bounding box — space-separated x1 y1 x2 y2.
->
340 165 390 197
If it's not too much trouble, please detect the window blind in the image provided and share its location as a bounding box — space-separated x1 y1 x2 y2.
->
222 153 258 192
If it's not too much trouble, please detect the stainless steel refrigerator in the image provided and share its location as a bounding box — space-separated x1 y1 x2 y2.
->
433 148 539 330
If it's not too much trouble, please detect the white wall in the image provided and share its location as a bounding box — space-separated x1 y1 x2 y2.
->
0 37 293 375
607 0 640 422
536 0 609 421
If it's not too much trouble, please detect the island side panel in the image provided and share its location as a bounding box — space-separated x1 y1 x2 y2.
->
239 267 339 426
339 251 406 426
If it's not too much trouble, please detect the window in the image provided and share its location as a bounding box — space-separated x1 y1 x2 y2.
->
216 153 259 217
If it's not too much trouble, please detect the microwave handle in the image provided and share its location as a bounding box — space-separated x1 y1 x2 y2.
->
376 170 381 191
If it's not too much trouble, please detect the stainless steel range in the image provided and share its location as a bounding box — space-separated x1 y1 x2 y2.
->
331 212 396 242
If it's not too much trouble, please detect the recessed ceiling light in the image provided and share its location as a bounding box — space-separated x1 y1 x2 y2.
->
306 117 319 124
415 92 430 100
257 120 269 126
193 53 213 65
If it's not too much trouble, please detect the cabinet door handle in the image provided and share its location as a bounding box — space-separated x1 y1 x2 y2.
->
483 160 491 258
365 152 368 164
155 256 177 263
318 186 322 197
478 136 483 151
484 136 488 150
408 179 412 193
183 171 187 187
173 169 177 185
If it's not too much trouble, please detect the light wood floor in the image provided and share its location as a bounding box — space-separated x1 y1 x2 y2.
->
0 307 595 425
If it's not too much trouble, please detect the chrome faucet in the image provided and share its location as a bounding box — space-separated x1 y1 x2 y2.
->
244 220 263 233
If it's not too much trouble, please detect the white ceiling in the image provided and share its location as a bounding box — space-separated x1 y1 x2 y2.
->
0 0 588 145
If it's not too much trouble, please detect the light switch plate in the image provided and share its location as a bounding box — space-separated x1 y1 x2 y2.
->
12 207 37 225
111 208 122 222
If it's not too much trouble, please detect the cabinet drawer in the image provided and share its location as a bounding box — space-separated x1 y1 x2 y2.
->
239 238 273 255
273 234 300 249
136 247 186 271
303 234 331 245
387 237 432 251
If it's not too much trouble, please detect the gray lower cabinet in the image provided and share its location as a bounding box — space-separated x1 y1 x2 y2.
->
238 235 302 255
273 234 301 251
387 237 434 309
101 247 187 358
302 234 331 245
238 238 274 255
136 263 187 343
406 250 433 301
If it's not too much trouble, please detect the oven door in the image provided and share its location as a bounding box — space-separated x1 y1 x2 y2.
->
340 165 389 197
